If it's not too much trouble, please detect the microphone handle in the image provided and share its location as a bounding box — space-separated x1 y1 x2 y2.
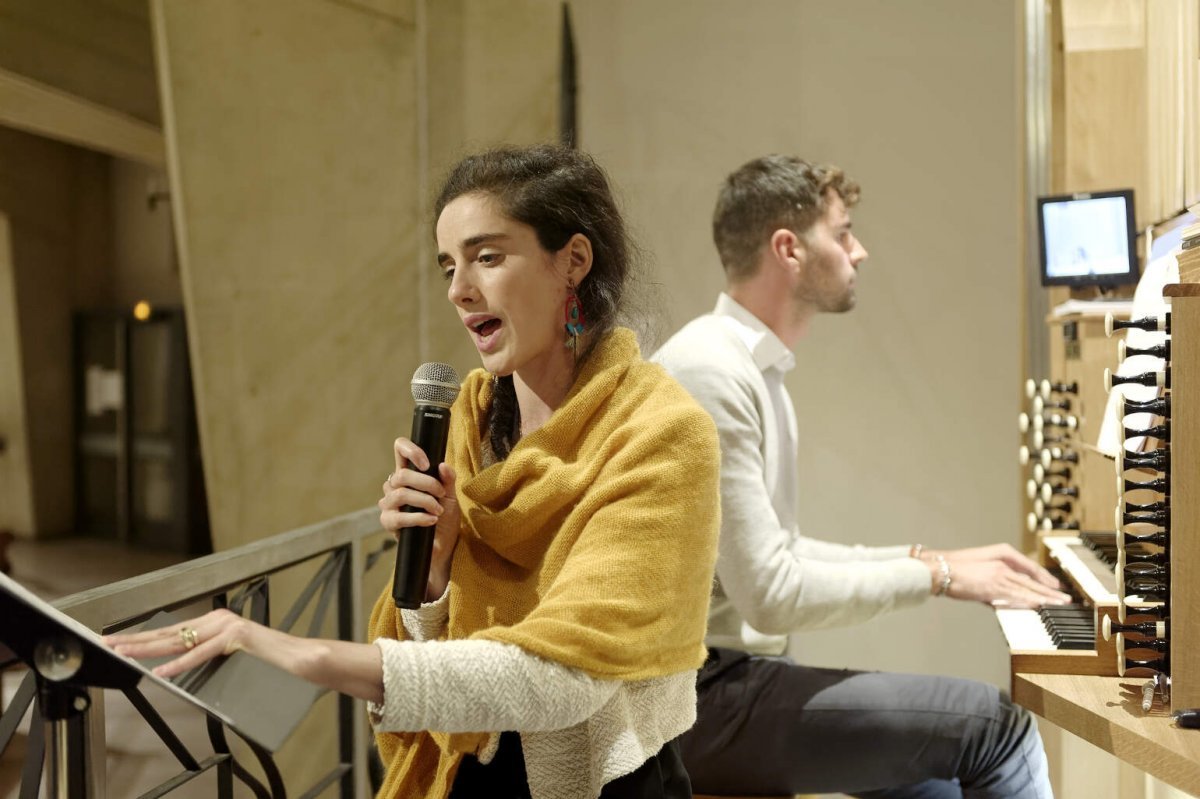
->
392 405 452 609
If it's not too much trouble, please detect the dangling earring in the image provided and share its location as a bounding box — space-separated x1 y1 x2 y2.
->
564 281 586 353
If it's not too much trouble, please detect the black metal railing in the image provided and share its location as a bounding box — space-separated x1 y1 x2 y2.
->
1 506 389 798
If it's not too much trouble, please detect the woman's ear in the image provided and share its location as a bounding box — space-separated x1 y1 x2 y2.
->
561 233 594 283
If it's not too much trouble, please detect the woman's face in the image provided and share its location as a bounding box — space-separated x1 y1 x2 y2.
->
436 192 588 381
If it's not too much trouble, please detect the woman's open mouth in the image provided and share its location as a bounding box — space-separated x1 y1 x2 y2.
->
468 317 502 352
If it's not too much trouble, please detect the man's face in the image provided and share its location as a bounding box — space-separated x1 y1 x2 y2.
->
794 191 868 314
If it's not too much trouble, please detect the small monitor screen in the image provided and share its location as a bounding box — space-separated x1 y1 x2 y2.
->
1037 189 1138 288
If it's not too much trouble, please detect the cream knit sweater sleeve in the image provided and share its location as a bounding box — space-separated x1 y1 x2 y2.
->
655 316 930 637
369 638 618 733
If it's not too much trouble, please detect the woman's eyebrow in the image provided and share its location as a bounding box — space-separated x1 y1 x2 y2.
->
436 233 509 266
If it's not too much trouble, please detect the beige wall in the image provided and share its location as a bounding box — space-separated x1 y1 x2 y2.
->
0 0 160 125
0 213 35 536
421 0 564 372
111 159 181 309
152 0 562 552
0 126 113 536
574 0 1023 687
0 0 171 539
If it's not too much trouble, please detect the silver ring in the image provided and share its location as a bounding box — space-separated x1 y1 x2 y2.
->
179 626 199 650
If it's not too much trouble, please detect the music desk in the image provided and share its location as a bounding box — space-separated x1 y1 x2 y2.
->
1014 672 1200 795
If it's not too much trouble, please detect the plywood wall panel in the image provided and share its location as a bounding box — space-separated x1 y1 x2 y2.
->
418 0 563 373
152 0 420 552
0 214 35 536
0 126 112 537
1063 48 1150 224
0 0 160 124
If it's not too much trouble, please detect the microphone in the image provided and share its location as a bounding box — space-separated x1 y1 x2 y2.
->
392 362 461 609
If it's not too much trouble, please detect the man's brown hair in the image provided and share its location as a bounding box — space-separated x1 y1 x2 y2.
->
713 155 860 281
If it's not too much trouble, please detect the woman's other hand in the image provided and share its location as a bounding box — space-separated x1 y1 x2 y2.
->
104 608 256 679
380 436 461 601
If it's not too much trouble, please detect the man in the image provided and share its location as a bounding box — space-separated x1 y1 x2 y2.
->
653 155 1068 797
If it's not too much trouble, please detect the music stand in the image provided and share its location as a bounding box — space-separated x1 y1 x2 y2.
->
0 572 313 798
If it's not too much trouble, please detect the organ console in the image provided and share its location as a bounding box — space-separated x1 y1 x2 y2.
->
1002 291 1200 794
1004 306 1185 687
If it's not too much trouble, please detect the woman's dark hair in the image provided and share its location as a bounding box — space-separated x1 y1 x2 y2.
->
434 144 635 459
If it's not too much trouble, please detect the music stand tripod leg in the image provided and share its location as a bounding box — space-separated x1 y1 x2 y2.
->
33 634 91 799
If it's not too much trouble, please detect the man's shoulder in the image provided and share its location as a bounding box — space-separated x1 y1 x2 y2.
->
652 314 748 371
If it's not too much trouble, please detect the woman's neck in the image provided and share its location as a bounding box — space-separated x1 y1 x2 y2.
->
511 342 583 437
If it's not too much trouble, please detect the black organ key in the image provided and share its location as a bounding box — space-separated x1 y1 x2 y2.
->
1102 614 1168 641
1119 338 1171 361
1032 430 1067 449
1105 367 1170 392
1025 379 1079 400
1123 563 1169 579
1119 449 1170 473
1079 532 1118 568
1117 633 1169 655
1116 633 1168 678
1034 395 1073 413
1124 500 1169 514
1040 483 1078 504
1120 476 1169 495
1123 422 1170 442
1122 395 1170 418
1105 312 1171 336
1034 463 1072 482
1037 604 1095 650
1038 414 1078 431
1122 529 1168 547
1121 550 1167 567
1118 602 1168 623
1034 498 1074 517
1119 509 1169 527
1041 447 1079 467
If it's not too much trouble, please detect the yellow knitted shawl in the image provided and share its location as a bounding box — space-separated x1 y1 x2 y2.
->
368 328 719 799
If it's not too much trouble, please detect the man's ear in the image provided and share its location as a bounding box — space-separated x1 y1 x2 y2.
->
769 228 803 273
561 233 594 283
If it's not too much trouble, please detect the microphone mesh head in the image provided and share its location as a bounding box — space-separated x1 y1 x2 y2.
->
411 362 461 407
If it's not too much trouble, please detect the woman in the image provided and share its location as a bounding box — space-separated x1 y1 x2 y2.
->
107 144 720 799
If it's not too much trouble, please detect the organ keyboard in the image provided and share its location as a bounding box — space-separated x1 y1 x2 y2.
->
995 532 1122 675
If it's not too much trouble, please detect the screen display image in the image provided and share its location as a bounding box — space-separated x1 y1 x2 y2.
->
1038 190 1138 288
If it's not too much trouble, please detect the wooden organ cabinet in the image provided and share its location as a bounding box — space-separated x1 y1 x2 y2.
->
1001 295 1200 796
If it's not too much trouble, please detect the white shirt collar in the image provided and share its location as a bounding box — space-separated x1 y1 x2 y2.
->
713 292 796 373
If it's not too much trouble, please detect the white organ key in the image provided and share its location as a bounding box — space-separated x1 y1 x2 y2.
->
995 608 1056 651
